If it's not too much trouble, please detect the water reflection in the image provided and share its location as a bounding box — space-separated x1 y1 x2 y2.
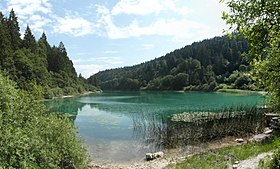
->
45 92 265 163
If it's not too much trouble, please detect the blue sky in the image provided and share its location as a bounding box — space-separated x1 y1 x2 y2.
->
0 0 229 78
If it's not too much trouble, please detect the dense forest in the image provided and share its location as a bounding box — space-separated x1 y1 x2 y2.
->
0 9 96 99
88 36 255 91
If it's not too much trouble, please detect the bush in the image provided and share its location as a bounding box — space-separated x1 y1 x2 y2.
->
63 87 77 96
270 147 280 168
0 73 88 168
51 87 64 98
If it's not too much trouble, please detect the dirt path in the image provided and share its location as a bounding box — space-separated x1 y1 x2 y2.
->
237 152 273 169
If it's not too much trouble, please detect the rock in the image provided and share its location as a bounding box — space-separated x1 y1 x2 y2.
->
272 117 280 121
264 129 273 134
154 151 164 158
235 138 244 143
233 161 239 169
146 151 164 161
146 153 155 161
250 134 270 143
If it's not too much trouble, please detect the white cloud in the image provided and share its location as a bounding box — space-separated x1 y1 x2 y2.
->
93 0 228 41
111 0 190 16
5 0 96 36
97 8 209 41
7 0 52 16
111 0 163 16
5 0 52 33
163 0 191 16
73 56 124 77
28 14 52 33
75 63 103 78
53 15 93 37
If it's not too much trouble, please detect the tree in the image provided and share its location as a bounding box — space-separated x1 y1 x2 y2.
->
7 9 21 51
221 0 280 109
22 25 37 53
0 12 12 68
0 72 88 168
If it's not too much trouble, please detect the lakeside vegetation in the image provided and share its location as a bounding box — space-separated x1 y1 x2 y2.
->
173 0 279 168
0 10 97 99
168 137 280 169
0 10 91 168
0 72 88 168
0 0 279 167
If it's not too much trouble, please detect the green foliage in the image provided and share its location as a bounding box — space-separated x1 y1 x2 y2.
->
0 10 96 98
221 0 280 108
270 149 280 169
0 72 88 168
171 137 280 169
90 36 255 91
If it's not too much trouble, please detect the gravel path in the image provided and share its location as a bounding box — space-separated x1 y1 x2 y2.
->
237 152 273 169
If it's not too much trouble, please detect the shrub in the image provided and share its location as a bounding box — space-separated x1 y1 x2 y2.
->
270 149 280 168
0 73 88 168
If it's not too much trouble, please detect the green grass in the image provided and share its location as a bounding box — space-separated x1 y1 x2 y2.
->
167 137 280 169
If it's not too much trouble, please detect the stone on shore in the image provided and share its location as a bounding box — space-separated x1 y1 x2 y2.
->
154 151 164 158
249 134 271 143
235 138 244 143
146 152 164 161
146 153 154 161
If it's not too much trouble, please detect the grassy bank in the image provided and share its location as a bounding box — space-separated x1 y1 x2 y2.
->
168 137 280 169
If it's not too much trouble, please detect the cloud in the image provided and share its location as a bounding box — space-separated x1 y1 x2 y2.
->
28 14 52 33
163 0 191 16
93 0 227 41
6 0 52 16
73 56 124 77
111 0 190 16
111 0 163 16
5 0 52 33
53 15 93 37
74 63 103 78
4 0 95 36
97 8 209 41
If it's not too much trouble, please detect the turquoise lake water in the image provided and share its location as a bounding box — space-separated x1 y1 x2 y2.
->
45 92 265 163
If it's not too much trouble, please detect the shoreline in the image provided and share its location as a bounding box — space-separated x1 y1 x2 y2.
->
45 91 96 100
88 135 255 169
216 88 268 95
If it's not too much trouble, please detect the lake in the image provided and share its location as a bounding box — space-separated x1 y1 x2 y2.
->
45 91 265 164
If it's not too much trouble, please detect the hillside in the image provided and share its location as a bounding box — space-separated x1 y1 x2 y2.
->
0 10 96 98
88 35 255 91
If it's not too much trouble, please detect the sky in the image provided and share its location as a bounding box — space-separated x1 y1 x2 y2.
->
0 0 229 78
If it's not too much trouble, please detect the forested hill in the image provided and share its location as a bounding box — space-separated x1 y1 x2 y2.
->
88 35 256 91
0 10 96 98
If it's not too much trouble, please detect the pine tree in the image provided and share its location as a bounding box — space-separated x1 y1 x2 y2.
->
7 9 21 51
0 12 12 68
22 25 37 53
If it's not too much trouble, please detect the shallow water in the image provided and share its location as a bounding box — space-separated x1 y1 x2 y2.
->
45 91 265 163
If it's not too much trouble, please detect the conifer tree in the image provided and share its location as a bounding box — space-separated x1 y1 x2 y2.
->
7 9 21 51
22 25 37 53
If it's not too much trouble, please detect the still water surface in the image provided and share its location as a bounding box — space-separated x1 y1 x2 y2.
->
45 92 265 163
